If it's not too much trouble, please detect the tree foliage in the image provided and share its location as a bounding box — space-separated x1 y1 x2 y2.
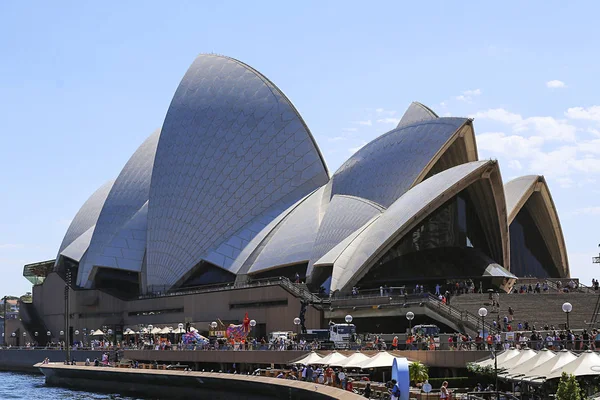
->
409 361 429 384
556 372 582 400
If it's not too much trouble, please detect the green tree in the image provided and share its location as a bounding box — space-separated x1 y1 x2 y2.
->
556 372 582 400
409 361 429 385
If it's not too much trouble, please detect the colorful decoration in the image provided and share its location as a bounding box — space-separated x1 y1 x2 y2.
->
182 331 208 345
226 312 251 341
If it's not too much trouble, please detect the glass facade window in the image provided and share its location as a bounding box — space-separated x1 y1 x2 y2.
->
358 188 497 288
509 206 559 278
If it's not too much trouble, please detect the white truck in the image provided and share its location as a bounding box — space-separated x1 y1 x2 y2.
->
304 323 356 349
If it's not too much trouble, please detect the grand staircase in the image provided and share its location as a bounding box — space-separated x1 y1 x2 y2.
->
450 292 599 330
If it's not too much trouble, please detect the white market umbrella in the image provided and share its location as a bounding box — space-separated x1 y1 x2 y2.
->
123 328 135 336
546 350 600 380
500 349 538 370
476 348 520 368
91 329 105 336
358 351 400 369
159 327 172 335
504 349 556 379
311 351 347 366
292 351 323 365
337 352 372 368
172 327 186 334
150 326 162 335
521 349 578 382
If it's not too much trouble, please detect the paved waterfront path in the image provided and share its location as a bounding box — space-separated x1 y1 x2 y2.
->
36 363 365 400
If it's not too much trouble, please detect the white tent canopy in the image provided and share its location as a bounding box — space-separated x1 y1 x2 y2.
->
476 348 520 368
91 329 105 336
546 350 600 380
358 351 401 369
172 326 186 334
311 351 347 366
150 326 162 334
337 352 372 368
521 350 578 382
123 328 136 335
504 349 556 379
500 348 538 370
293 352 323 365
159 327 172 335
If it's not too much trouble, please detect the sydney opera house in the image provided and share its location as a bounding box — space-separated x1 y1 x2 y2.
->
21 54 569 341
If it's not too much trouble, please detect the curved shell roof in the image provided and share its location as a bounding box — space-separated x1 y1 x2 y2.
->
331 117 469 208
307 194 384 277
320 160 507 292
78 130 160 287
396 101 438 129
248 186 328 273
56 179 115 264
145 54 330 289
504 175 569 277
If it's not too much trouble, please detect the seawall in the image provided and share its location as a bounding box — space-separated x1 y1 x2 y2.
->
37 363 364 400
0 350 104 373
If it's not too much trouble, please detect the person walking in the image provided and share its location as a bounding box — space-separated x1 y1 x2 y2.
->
440 381 451 399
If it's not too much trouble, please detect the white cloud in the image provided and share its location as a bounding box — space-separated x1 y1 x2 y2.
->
456 88 482 102
574 207 600 216
0 244 24 250
348 142 368 153
353 120 372 126
587 128 600 137
546 80 566 89
565 106 600 122
508 160 522 170
472 108 576 141
341 128 357 132
375 108 396 116
556 177 574 188
476 132 544 158
471 108 522 124
376 117 400 125
328 136 345 142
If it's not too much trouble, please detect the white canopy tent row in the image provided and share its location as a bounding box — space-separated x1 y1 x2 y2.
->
473 348 600 384
313 351 348 366
501 349 556 380
292 351 412 369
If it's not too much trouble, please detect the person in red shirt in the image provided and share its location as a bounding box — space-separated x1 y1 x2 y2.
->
346 379 354 392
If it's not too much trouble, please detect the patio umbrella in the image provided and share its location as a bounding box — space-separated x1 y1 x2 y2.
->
91 329 105 336
123 328 135 335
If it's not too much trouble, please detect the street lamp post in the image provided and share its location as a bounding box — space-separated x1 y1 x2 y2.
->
406 311 415 332
293 317 301 337
478 307 488 339
562 302 573 330
249 319 256 348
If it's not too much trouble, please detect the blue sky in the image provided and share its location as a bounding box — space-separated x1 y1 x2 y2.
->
1 1 599 296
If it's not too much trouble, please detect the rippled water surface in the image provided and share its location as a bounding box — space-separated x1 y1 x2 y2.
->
0 372 144 399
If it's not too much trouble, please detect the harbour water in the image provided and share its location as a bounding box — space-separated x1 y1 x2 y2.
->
0 372 144 399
